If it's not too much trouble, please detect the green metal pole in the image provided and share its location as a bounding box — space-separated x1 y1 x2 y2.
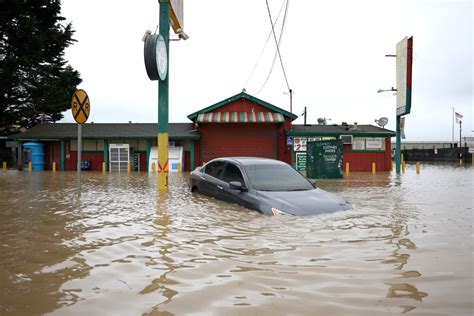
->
146 139 152 171
190 141 195 171
104 140 109 171
396 115 401 173
60 140 65 171
158 1 170 190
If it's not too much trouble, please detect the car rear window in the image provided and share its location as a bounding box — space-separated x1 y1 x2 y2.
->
244 163 314 191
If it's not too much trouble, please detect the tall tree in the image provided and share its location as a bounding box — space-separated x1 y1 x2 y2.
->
0 0 82 135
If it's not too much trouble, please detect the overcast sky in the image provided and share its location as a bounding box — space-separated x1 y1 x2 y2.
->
59 0 472 141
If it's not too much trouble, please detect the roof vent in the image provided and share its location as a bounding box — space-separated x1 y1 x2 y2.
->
349 122 359 130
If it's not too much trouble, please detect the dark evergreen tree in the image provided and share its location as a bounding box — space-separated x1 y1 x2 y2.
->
0 0 82 135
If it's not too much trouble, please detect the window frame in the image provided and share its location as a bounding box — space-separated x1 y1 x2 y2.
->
221 162 247 186
204 160 226 179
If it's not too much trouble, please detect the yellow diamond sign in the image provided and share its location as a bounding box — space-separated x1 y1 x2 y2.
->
71 89 90 124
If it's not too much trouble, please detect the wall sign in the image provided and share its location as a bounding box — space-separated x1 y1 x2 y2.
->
353 138 366 150
296 152 306 171
366 138 383 150
293 137 307 151
287 136 294 146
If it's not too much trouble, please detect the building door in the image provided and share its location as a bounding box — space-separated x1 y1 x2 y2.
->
109 144 130 172
200 123 278 162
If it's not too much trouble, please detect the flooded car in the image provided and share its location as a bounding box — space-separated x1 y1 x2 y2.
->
189 157 352 216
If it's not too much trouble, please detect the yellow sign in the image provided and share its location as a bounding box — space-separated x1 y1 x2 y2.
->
71 89 90 124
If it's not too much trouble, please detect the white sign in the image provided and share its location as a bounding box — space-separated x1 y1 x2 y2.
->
353 138 366 150
396 36 412 116
396 37 407 115
366 138 383 150
293 137 307 151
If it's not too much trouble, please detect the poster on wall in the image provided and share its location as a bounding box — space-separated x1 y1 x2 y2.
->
353 138 365 150
293 137 307 151
366 138 383 149
296 152 306 171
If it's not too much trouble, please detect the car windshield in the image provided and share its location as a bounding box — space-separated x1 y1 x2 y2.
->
244 163 315 191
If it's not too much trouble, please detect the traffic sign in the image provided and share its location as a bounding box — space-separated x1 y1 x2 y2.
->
71 89 90 124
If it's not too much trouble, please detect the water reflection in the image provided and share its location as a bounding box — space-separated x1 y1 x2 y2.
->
0 166 472 315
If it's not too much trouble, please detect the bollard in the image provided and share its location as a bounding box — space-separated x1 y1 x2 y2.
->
390 160 393 171
102 162 106 173
152 162 156 173
372 162 376 174
345 162 350 175
2 161 6 172
459 159 463 166
127 162 131 173
178 163 182 173
52 162 56 172
416 162 420 174
28 161 32 171
402 161 406 173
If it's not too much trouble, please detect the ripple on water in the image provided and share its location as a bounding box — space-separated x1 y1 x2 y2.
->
0 168 472 315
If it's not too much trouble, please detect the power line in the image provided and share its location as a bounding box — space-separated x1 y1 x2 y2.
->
255 0 290 95
264 0 291 92
243 0 287 91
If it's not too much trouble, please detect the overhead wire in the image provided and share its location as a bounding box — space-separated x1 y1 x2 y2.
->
262 0 291 93
242 0 287 91
255 0 290 95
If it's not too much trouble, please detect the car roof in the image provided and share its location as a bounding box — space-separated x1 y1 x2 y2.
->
211 157 288 166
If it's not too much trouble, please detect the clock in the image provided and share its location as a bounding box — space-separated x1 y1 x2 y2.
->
144 34 167 81
156 34 167 81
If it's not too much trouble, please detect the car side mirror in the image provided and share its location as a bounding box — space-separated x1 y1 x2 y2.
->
229 181 248 191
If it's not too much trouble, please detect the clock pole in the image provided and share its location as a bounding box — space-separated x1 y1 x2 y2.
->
158 0 170 190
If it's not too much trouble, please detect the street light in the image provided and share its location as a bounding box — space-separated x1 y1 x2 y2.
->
377 87 397 94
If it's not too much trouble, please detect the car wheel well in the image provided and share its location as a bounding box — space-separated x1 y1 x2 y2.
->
191 185 198 192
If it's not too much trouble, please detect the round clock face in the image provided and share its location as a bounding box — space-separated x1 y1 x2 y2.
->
156 34 168 81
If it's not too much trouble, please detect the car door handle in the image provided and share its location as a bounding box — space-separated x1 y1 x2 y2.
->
217 185 223 190
200 176 206 180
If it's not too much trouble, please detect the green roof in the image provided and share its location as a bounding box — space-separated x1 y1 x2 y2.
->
9 123 200 140
289 124 396 137
187 92 298 121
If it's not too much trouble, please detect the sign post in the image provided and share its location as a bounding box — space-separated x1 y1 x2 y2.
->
71 89 90 196
395 36 413 173
157 1 170 190
144 0 185 190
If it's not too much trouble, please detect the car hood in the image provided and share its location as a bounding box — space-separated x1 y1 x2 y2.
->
256 188 352 216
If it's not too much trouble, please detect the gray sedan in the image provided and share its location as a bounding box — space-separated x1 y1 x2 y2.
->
189 157 352 216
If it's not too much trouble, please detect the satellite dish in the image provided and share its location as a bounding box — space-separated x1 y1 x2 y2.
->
375 117 389 128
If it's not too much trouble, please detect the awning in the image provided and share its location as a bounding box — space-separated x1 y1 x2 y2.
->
196 112 285 123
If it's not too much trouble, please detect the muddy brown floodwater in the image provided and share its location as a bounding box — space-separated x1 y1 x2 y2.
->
0 163 472 315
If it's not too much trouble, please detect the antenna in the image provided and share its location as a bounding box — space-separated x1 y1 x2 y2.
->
375 117 389 129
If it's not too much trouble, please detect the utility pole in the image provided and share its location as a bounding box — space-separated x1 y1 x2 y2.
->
289 89 293 130
303 106 307 125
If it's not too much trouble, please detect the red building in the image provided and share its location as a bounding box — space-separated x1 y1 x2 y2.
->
10 92 395 173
